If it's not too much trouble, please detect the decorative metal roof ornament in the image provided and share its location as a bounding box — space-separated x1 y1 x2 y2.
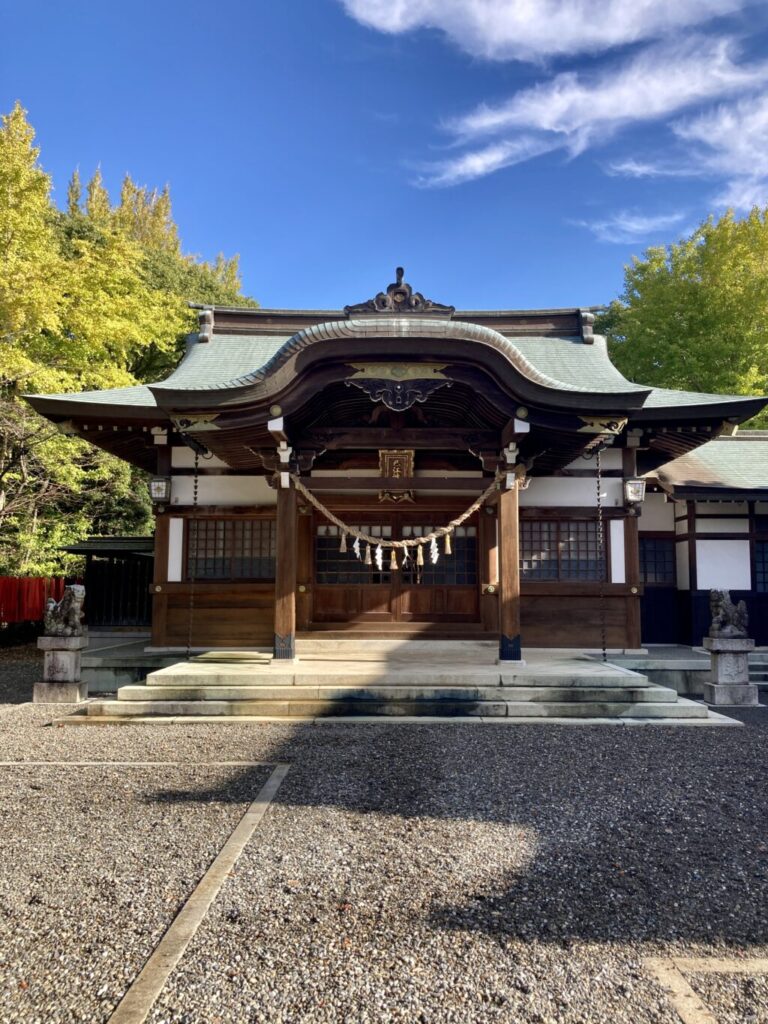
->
344 267 455 316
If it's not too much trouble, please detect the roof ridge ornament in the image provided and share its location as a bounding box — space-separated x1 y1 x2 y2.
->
344 267 455 317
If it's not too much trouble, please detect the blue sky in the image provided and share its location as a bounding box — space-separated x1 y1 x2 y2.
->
3 0 768 310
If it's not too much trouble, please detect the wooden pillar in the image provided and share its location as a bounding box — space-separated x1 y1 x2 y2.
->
498 481 522 661
274 483 297 659
479 507 499 632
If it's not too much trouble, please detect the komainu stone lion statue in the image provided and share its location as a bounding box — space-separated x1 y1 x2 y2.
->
708 589 748 639
44 585 86 637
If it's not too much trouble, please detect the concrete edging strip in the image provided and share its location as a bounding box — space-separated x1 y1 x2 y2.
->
646 956 768 1024
107 761 290 1024
645 958 718 1024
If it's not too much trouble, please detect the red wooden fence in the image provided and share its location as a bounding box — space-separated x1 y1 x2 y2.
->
0 577 65 624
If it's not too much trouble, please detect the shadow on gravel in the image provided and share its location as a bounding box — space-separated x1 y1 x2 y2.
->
149 713 768 949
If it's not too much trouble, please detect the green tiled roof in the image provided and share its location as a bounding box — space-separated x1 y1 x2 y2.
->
154 334 292 391
656 433 768 492
641 386 755 409
23 325 764 416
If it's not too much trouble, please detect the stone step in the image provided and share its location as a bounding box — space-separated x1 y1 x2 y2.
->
145 664 649 689
293 639 499 663
86 697 709 720
117 684 679 704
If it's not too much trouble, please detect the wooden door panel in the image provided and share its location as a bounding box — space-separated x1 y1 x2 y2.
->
313 585 393 622
399 585 478 622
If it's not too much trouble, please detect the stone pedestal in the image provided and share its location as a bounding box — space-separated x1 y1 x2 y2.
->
34 635 89 703
702 636 758 706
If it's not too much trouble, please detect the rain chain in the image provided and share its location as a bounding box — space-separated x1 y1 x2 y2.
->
291 473 504 570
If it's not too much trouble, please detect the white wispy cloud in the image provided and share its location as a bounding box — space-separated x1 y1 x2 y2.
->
418 37 768 186
673 94 768 210
574 210 687 244
341 0 744 62
414 136 560 187
604 157 699 178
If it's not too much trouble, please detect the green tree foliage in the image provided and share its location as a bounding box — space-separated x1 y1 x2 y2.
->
598 210 768 421
0 102 257 574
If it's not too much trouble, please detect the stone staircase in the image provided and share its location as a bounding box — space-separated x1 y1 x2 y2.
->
749 652 768 688
71 641 734 724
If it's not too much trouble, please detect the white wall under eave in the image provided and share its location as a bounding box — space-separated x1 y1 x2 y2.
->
609 519 625 583
168 518 184 581
170 476 277 507
561 449 623 472
638 492 675 532
696 518 749 534
520 477 624 507
696 540 752 590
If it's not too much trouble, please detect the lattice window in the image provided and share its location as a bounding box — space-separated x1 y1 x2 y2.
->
639 537 676 585
400 525 477 585
315 524 392 584
186 519 276 580
520 521 558 579
755 541 768 593
520 519 605 581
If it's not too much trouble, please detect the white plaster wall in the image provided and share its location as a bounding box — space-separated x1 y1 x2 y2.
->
170 476 277 506
676 540 690 591
757 502 768 515
675 515 689 535
171 448 229 469
609 519 625 583
167 518 184 581
561 449 622 471
520 477 624 507
696 540 752 590
638 493 675 532
696 518 749 534
696 501 748 516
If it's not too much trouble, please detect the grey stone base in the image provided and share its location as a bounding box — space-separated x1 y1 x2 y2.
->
33 681 89 704
702 681 759 706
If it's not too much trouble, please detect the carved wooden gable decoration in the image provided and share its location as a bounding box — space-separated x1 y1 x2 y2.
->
344 267 455 316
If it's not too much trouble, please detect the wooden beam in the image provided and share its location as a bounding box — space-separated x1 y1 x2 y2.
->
498 482 522 661
301 476 490 491
297 428 499 450
274 484 297 659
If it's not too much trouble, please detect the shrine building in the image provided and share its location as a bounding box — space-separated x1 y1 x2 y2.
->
25 270 768 663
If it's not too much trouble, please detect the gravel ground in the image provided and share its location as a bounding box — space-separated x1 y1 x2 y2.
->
0 763 270 1024
0 653 767 1022
687 973 768 1024
0 645 38 707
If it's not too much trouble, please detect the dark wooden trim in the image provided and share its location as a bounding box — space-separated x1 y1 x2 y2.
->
156 445 171 476
521 582 643 596
171 467 270 477
153 515 169 585
164 506 277 517
519 506 628 520
150 581 275 595
624 513 641 647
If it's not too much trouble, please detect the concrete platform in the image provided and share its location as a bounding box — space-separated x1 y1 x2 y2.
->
73 643 731 725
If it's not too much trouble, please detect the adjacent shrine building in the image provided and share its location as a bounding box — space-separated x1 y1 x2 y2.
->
26 271 768 660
